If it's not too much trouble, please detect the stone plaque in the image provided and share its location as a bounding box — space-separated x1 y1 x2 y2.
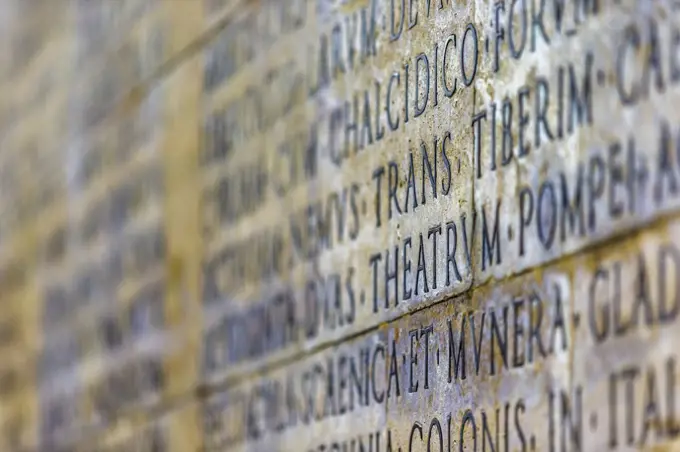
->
198 1 680 451
2 0 680 450
198 0 680 385
204 214 680 451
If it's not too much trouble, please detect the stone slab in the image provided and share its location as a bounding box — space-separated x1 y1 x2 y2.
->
472 0 680 283
202 212 680 452
198 0 478 385
2 0 680 449
196 0 680 387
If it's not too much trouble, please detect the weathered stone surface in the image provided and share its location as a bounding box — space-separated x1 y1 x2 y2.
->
0 0 230 149
28 53 203 450
572 218 680 451
203 214 680 451
72 402 202 452
473 1 680 283
197 0 680 388
2 0 680 449
199 0 479 385
0 250 40 452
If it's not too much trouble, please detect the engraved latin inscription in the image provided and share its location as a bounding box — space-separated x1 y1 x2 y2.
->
204 216 680 452
199 0 680 386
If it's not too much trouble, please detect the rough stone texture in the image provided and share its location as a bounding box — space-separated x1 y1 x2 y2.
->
473 0 680 282
203 214 680 451
2 0 680 450
197 0 680 386
198 0 478 384
73 402 201 452
26 53 205 451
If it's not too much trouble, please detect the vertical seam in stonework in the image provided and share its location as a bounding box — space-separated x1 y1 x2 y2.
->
468 0 478 291
470 84 477 291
